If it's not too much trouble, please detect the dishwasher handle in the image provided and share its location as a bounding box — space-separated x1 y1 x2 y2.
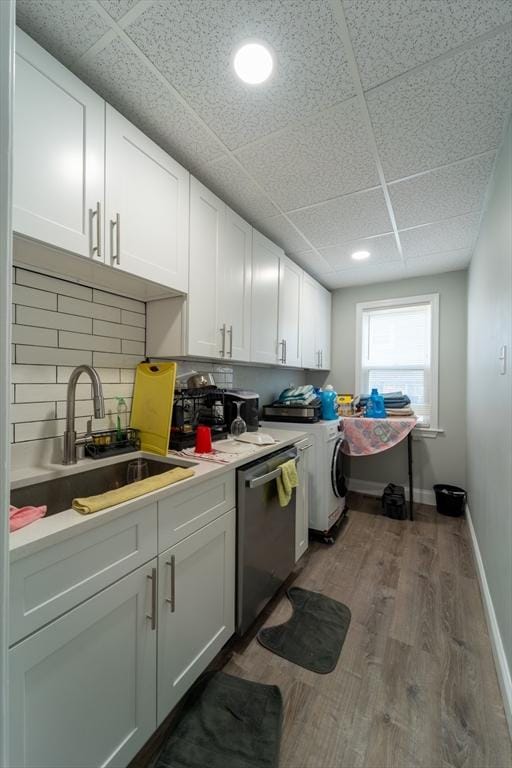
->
246 459 298 489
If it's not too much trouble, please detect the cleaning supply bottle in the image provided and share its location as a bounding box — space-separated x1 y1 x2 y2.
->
320 385 339 420
365 388 386 418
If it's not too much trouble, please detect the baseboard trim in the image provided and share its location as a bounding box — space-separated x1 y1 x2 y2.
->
347 478 436 506
466 503 512 737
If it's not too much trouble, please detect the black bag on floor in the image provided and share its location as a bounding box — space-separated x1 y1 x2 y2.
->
381 483 407 520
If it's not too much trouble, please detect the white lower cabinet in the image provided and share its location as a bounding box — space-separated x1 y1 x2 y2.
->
157 509 236 724
9 561 158 768
295 439 312 561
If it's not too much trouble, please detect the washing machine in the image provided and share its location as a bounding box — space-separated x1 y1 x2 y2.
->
260 419 347 542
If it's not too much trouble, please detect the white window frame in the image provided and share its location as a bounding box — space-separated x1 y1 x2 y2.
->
355 293 440 430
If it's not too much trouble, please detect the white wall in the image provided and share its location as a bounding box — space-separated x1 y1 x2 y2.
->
327 271 468 499
467 118 512 710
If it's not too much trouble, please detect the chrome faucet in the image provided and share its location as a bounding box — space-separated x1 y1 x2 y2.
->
63 365 105 465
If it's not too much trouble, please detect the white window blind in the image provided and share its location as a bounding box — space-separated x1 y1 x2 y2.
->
356 295 439 428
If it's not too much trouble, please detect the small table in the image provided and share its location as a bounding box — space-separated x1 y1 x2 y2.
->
341 416 418 520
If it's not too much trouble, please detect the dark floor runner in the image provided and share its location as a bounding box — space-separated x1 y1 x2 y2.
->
155 671 283 768
257 586 351 674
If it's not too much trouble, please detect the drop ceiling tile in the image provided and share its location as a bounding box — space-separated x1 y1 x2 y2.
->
288 188 392 249
254 216 311 255
194 156 278 222
389 152 496 229
325 262 407 289
74 36 225 168
343 0 512 90
16 0 111 65
405 249 471 277
367 27 512 180
99 0 142 21
234 99 379 211
289 251 333 277
125 0 356 149
400 212 480 260
318 233 401 270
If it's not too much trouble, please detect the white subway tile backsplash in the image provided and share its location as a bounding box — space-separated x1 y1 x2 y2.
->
93 319 145 342
59 331 121 353
11 268 146 453
92 290 144 314
12 364 56 384
58 295 121 323
17 306 92 333
16 346 93 366
11 325 58 347
13 284 57 311
11 402 56 423
15 383 92 403
16 268 92 300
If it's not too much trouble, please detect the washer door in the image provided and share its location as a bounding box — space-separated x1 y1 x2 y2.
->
331 436 347 498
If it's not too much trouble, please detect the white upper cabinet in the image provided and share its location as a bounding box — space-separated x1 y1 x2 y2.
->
106 106 190 292
278 255 303 367
188 178 252 362
13 29 105 260
251 231 281 365
302 272 332 370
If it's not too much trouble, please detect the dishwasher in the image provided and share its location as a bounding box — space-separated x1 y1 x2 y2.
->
236 446 298 635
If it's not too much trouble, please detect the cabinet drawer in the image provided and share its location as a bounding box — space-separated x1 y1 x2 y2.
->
10 503 157 646
158 472 235 551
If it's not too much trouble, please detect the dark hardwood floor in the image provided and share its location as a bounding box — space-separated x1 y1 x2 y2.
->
134 494 512 768
224 495 512 768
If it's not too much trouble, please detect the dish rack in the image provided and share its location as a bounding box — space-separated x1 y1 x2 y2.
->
85 428 141 459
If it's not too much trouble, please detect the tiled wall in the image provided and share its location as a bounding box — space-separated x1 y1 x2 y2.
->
11 268 146 445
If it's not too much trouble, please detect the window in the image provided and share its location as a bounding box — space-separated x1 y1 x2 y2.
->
355 294 439 428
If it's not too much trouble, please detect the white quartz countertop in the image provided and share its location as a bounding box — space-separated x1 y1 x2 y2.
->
9 427 306 560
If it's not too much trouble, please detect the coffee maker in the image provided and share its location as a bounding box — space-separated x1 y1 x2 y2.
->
223 390 259 432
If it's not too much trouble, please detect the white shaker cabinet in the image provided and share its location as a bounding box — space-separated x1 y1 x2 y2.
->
9 561 157 768
278 255 303 367
106 106 190 292
251 231 281 364
157 509 236 724
296 438 312 561
218 207 252 361
302 272 332 370
13 29 105 261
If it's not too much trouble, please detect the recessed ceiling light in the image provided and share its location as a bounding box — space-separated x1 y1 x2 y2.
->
351 250 370 261
233 42 273 85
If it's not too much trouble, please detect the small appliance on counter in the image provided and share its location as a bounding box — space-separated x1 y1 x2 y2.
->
262 384 321 423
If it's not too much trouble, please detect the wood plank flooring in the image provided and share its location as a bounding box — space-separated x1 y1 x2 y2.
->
223 495 512 768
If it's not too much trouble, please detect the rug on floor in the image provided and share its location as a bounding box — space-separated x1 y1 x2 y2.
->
155 671 283 768
257 586 351 674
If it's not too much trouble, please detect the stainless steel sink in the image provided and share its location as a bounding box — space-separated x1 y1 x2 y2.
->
11 457 190 516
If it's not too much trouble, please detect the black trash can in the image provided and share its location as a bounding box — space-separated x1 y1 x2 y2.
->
433 484 467 517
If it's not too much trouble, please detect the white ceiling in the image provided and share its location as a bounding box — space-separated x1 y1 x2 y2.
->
16 0 512 290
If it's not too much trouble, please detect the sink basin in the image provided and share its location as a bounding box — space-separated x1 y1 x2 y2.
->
11 457 190 517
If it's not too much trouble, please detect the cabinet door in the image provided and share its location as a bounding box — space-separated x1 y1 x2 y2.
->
9 562 157 768
106 106 189 291
218 208 252 362
296 442 312 561
187 178 223 358
251 231 280 364
157 510 235 724
318 286 332 370
301 273 320 369
13 30 105 260
278 255 303 367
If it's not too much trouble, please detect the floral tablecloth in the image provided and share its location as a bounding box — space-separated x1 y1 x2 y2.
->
341 417 417 456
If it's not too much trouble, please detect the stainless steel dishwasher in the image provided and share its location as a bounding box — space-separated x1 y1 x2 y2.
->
236 446 297 635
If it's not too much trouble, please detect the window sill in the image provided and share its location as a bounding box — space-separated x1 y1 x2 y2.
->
413 427 445 439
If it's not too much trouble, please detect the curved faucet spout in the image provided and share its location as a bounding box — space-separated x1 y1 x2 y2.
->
63 365 105 464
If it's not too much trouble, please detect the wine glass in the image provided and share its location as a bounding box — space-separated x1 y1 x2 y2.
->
230 401 247 438
126 459 150 484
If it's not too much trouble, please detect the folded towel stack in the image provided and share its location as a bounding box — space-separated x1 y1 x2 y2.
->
277 385 318 407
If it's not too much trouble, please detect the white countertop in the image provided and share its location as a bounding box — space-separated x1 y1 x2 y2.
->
9 427 306 561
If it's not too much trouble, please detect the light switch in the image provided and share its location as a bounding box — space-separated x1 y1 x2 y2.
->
499 345 507 375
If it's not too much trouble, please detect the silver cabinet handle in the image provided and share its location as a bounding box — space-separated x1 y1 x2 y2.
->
279 339 286 364
227 325 233 358
146 567 157 630
246 459 298 489
317 351 321 368
165 556 176 613
219 323 226 357
88 201 101 259
110 213 120 265
284 338 287 364
320 350 324 368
